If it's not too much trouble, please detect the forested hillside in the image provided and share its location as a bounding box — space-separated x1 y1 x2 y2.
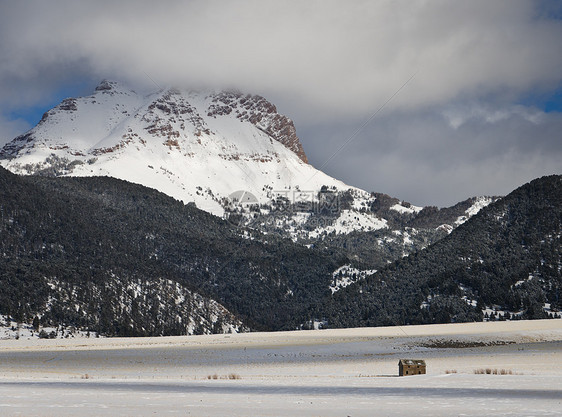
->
318 175 561 327
0 167 345 335
1 167 559 336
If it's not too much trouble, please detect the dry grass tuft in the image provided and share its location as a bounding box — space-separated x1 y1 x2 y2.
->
445 369 457 374
474 368 514 375
207 373 241 380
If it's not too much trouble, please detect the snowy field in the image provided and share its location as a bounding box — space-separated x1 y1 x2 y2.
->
0 320 561 416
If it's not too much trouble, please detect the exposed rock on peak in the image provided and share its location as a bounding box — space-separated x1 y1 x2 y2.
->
95 79 118 92
208 91 307 163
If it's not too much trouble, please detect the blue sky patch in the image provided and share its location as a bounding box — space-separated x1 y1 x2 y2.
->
8 81 96 127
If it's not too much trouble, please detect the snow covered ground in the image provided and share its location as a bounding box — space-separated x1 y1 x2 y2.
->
0 320 560 416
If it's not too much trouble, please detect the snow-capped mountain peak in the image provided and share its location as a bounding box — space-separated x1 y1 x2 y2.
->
0 81 342 215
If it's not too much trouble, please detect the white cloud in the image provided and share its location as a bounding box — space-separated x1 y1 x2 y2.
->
442 104 545 129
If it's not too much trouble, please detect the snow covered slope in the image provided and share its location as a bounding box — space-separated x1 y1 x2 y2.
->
0 81 345 216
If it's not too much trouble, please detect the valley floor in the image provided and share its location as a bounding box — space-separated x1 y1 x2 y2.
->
0 320 561 416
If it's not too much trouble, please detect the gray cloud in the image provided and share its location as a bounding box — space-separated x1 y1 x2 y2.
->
303 106 562 206
2 1 562 115
0 0 561 204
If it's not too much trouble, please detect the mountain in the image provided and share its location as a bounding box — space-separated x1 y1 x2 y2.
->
0 80 495 263
317 175 562 327
3 81 533 337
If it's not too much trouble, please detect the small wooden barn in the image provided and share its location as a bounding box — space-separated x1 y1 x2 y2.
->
398 359 426 376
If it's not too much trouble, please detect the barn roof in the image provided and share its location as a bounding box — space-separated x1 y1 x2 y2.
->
398 359 426 366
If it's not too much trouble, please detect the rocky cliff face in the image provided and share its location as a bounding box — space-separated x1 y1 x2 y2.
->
207 91 308 163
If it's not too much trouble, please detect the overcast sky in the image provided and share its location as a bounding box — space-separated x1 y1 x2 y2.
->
1 0 561 206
